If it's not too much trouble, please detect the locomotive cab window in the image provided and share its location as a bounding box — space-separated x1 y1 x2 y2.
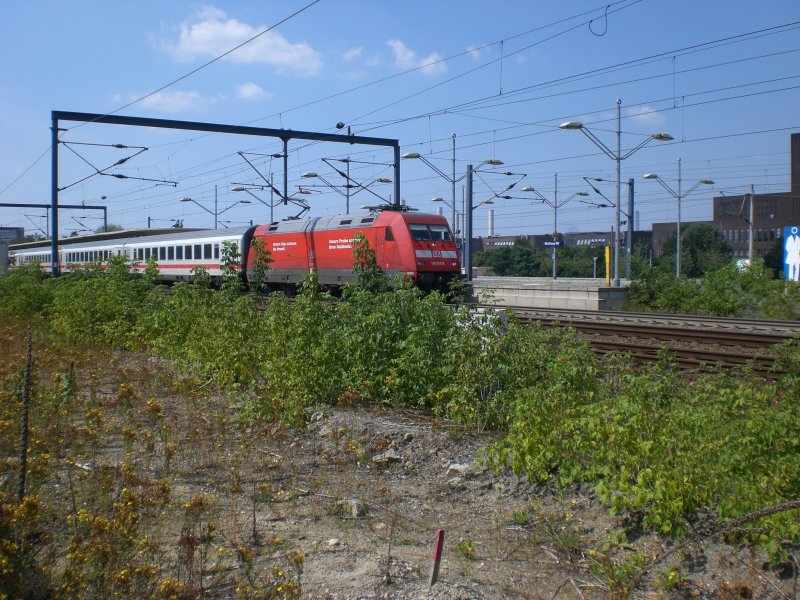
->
409 224 432 241
429 225 452 241
385 228 394 241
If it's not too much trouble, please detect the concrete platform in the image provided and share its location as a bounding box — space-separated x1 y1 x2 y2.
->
468 277 629 311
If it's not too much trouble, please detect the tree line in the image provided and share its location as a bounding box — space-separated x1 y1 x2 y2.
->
473 223 786 280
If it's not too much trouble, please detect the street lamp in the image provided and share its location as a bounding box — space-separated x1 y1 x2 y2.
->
560 99 672 286
463 161 522 281
402 138 503 264
231 184 315 221
642 158 714 277
583 176 635 279
301 168 391 213
401 134 461 245
181 187 251 229
522 174 588 279
230 185 280 223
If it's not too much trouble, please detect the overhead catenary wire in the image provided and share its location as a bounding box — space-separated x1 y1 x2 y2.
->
345 21 800 136
56 19 800 197
4 8 799 233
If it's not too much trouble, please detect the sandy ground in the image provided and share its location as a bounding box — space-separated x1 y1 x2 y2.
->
5 329 797 599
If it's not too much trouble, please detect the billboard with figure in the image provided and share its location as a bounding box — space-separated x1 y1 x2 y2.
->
785 226 800 281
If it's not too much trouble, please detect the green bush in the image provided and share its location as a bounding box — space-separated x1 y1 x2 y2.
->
629 260 800 319
486 353 800 549
3 256 799 556
49 257 151 347
0 262 53 317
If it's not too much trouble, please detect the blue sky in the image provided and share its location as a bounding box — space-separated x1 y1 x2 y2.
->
1 0 799 238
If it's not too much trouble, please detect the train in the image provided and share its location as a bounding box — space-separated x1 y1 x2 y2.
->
8 207 461 291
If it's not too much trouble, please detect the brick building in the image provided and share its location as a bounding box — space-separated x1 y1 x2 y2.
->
710 133 800 259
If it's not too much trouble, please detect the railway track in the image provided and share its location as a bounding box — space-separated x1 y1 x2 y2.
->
502 306 800 374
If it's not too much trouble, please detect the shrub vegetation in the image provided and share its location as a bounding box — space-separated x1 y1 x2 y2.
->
0 248 798 596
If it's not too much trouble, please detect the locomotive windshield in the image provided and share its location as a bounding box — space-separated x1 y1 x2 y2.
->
429 224 451 241
409 223 452 242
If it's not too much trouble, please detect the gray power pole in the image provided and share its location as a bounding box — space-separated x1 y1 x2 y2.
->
748 184 755 264
626 178 634 280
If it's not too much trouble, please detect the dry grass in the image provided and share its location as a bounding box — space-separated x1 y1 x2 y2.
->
1 319 796 599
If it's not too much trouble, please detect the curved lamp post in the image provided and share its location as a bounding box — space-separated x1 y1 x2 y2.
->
462 159 516 281
181 188 251 229
560 99 672 286
643 158 714 277
231 185 279 222
403 145 503 266
401 134 460 241
522 174 588 279
301 171 391 213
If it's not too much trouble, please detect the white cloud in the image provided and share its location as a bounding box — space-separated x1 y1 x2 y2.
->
163 6 323 76
342 47 363 61
138 90 215 113
626 105 665 126
467 44 488 60
235 81 271 101
364 54 382 67
387 39 446 76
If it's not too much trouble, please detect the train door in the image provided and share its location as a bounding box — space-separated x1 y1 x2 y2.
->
378 225 403 274
374 227 386 268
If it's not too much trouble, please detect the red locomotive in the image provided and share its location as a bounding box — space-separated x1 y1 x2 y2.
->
251 208 459 290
